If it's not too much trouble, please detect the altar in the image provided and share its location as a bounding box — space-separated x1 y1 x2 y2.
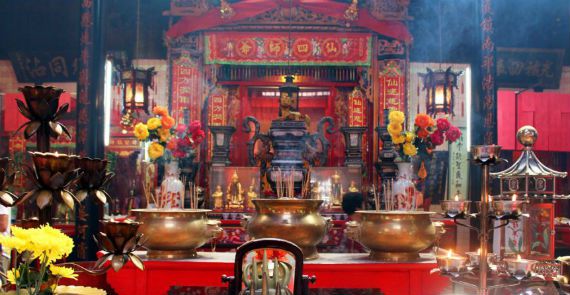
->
105 252 451 295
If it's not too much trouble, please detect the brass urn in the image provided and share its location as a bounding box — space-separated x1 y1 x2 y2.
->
346 211 436 261
243 199 331 260
131 209 222 259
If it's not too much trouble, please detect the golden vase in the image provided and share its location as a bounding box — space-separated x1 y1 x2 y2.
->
346 210 436 261
131 209 222 259
243 199 331 260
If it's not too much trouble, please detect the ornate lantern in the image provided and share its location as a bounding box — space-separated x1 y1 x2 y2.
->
278 75 300 117
120 67 155 114
419 67 462 116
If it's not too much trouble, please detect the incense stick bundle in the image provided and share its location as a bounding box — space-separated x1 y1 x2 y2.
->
372 184 379 211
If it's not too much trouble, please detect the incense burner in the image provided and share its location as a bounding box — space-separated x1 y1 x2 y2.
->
242 198 331 260
346 210 436 261
131 209 222 259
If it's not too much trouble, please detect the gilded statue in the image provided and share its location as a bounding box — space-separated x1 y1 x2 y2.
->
330 170 343 206
348 181 359 193
246 185 258 209
227 170 244 209
279 91 310 127
212 185 224 209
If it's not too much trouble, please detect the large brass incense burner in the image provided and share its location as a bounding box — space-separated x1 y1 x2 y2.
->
131 209 222 259
243 199 331 260
346 211 436 261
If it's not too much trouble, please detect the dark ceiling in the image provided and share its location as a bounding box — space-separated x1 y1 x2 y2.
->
0 0 568 65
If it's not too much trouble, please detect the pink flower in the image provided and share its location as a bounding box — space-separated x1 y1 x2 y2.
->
446 126 462 142
436 118 451 132
430 130 445 146
176 124 187 134
188 121 202 134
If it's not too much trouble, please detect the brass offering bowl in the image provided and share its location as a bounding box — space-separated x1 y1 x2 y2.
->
243 198 331 260
346 210 436 261
131 209 222 259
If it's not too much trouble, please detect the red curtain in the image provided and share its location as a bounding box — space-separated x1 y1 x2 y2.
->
497 90 570 151
166 0 411 43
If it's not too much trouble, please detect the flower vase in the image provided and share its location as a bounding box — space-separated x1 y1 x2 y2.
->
160 161 185 208
391 162 417 211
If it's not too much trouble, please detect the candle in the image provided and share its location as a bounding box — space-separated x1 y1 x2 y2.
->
454 195 459 202
512 194 517 201
504 254 537 280
465 248 499 267
436 249 467 276
441 197 470 218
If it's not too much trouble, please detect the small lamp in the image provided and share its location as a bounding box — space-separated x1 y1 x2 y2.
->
419 67 462 116
121 67 156 114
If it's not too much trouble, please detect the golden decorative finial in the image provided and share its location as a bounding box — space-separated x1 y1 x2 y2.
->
220 0 235 19
344 0 359 22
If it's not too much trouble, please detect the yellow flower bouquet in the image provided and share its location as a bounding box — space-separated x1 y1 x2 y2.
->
0 225 77 294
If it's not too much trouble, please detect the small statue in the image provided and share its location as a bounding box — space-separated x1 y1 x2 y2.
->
348 181 359 193
227 170 244 209
246 185 258 209
279 90 310 127
212 185 224 209
330 170 344 206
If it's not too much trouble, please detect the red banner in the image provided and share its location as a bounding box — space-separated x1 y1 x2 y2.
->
208 91 227 126
348 88 365 127
379 60 405 111
205 32 372 66
171 53 201 122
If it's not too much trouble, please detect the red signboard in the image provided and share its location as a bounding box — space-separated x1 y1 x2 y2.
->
171 53 201 122
379 60 405 112
209 93 226 126
348 88 365 127
205 32 372 66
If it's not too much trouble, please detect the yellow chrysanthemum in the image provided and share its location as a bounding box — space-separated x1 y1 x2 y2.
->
405 131 415 143
403 142 418 156
388 110 405 124
387 123 403 136
50 265 78 280
147 117 162 130
134 123 149 141
157 128 171 142
392 135 406 144
148 142 165 160
6 268 18 285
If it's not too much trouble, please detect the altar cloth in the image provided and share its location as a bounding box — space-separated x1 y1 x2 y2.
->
105 251 450 295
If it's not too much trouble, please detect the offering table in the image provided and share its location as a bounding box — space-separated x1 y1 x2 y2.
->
104 252 450 295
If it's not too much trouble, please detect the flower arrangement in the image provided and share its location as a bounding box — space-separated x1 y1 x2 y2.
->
0 225 76 294
134 106 205 161
388 110 462 161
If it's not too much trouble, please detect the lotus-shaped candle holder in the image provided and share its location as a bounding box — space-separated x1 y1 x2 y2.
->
95 220 145 272
16 86 70 152
18 152 81 210
74 157 114 204
0 158 17 206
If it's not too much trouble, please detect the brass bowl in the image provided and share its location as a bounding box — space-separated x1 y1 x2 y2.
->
131 209 221 259
347 210 436 261
243 198 331 260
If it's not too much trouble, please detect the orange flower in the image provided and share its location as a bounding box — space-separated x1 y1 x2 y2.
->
417 128 429 139
415 114 432 129
153 106 169 116
161 116 176 129
166 139 178 150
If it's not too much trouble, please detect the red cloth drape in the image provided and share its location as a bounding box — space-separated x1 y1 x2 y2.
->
166 0 411 43
497 90 570 151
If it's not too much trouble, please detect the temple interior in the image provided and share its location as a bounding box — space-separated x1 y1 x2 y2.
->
1 0 570 294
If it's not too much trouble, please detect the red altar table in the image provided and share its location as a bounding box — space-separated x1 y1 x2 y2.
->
105 252 450 295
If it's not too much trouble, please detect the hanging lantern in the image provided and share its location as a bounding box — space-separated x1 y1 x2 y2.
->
278 75 300 117
120 67 156 114
419 67 462 116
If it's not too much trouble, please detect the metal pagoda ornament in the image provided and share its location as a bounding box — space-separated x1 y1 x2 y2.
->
419 67 462 117
491 125 567 198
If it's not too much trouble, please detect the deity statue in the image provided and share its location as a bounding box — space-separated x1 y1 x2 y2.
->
348 180 359 193
330 170 343 206
212 185 224 209
246 185 258 209
227 170 244 209
279 91 310 126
